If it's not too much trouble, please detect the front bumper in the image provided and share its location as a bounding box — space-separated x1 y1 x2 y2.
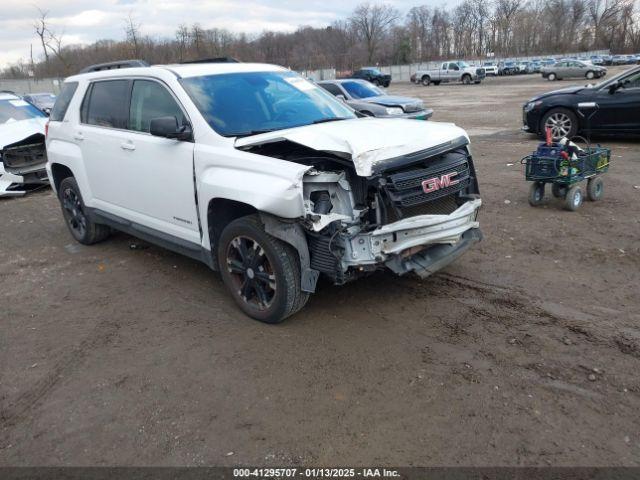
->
343 198 482 276
402 108 434 120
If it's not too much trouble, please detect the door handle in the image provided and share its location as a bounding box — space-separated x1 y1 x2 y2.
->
120 142 136 151
73 133 84 141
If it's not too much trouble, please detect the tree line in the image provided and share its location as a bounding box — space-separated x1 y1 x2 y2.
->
2 0 639 79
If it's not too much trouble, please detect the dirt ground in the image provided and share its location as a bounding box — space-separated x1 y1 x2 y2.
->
1 68 640 467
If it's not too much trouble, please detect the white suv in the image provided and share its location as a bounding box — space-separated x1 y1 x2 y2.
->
46 60 482 323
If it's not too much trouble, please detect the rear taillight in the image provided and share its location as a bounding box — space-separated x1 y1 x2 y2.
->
45 121 49 138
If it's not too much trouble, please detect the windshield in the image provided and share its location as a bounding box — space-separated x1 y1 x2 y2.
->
341 81 383 99
181 71 355 137
0 99 47 124
457 61 469 68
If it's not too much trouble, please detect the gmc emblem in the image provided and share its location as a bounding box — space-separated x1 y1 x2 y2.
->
422 172 459 193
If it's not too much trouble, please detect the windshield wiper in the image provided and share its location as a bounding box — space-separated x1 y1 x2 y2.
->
233 128 281 138
311 117 350 125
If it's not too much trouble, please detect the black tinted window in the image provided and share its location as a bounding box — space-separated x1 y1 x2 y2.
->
129 80 186 133
319 83 343 96
50 82 78 122
84 80 129 129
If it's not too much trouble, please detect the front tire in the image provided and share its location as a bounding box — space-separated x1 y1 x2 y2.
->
542 108 578 140
462 74 472 85
58 177 111 245
217 214 308 323
564 185 583 211
586 71 595 80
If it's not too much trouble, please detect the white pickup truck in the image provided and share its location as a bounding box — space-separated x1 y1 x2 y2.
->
413 61 486 86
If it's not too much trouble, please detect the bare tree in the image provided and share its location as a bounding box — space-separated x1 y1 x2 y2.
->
124 13 141 57
350 3 400 63
34 7 50 70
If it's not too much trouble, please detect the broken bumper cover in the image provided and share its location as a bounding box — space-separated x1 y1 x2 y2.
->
344 199 482 276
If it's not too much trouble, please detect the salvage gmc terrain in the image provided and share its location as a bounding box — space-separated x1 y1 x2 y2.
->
46 60 482 323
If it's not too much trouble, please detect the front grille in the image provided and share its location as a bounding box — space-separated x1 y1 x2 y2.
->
476 68 486 77
385 149 471 209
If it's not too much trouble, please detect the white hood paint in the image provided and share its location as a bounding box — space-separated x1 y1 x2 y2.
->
0 117 47 150
235 118 469 177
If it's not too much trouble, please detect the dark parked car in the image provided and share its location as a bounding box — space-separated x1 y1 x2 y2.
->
318 79 433 120
22 92 56 115
522 66 640 140
499 61 518 75
347 67 391 87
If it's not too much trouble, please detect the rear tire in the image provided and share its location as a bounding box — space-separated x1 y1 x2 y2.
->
421 75 431 86
548 72 557 81
58 177 111 245
217 214 308 324
564 185 583 211
372 79 381 87
433 81 441 86
528 182 545 206
551 183 566 198
587 177 604 201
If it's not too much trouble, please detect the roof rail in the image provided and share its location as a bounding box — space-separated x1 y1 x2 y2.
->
180 57 240 64
79 59 150 74
0 89 17 95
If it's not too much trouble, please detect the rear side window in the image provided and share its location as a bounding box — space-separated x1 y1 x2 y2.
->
82 80 129 129
129 80 187 133
319 83 343 97
49 82 78 122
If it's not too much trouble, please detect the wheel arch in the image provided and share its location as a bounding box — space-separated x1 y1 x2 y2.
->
207 198 257 259
50 163 75 194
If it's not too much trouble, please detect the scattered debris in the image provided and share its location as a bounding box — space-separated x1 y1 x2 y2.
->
504 199 511 204
587 374 597 382
562 337 572 345
226 451 234 456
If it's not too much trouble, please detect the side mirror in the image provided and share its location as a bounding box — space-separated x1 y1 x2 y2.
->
608 81 623 94
149 116 192 141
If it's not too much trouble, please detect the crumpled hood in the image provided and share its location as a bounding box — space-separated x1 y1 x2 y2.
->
235 118 468 177
0 118 47 150
359 95 423 108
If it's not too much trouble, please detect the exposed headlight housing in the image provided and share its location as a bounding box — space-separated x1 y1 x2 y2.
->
385 107 404 116
524 101 542 112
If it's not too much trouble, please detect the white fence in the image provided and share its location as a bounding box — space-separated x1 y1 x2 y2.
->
0 77 64 95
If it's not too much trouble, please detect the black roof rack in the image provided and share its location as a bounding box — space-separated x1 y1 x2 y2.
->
180 57 240 64
79 59 149 74
0 90 17 95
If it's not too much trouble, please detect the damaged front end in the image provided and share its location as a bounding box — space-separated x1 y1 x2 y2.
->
0 133 48 197
239 132 482 284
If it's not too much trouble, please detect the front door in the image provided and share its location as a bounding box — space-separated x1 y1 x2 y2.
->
593 70 640 132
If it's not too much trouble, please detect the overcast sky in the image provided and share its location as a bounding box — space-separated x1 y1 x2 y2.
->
0 0 449 68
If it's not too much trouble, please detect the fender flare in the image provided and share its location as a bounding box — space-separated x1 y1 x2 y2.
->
259 213 319 293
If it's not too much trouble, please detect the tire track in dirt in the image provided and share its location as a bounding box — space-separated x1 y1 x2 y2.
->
0 319 121 429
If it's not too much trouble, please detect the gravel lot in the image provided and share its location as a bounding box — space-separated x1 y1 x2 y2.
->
1 68 639 467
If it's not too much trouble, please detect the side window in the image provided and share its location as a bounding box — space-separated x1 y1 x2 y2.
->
449 63 459 71
623 71 640 89
129 80 186 133
442 63 447 70
320 83 344 97
50 82 78 122
83 80 129 129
